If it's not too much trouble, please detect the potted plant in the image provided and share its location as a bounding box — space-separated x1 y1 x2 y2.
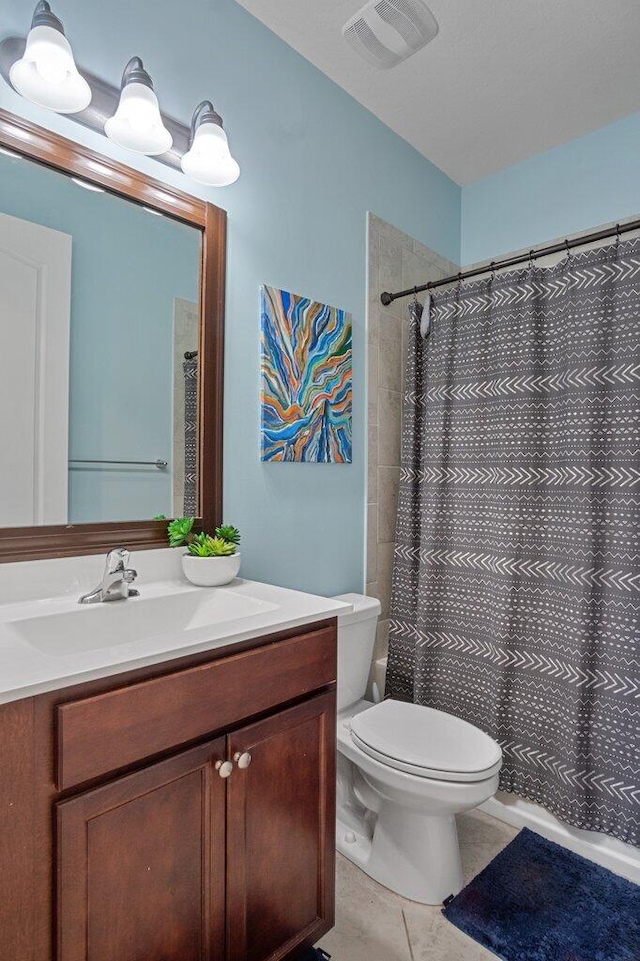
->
167 518 242 587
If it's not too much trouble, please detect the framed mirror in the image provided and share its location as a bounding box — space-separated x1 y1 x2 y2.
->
0 108 225 562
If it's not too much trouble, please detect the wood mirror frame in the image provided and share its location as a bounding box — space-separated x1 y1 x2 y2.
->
0 108 226 563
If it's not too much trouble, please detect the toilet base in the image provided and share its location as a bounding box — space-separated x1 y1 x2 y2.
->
336 804 462 905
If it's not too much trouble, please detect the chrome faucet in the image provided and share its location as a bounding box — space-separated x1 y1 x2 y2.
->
78 547 139 604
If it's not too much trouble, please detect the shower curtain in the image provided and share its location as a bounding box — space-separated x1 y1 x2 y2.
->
386 236 639 845
183 355 198 516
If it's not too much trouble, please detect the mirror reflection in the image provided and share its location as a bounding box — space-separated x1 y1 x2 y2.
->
0 148 202 528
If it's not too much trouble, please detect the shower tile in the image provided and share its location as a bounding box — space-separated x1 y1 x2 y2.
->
367 504 378 582
368 212 385 237
378 466 400 543
401 247 431 292
376 542 395 618
367 225 380 279
369 343 379 393
401 315 409 395
375 617 389 660
369 398 378 430
368 304 379 349
368 422 378 503
366 580 378 598
378 390 401 466
368 343 379 426
379 242 402 292
412 235 434 259
379 313 402 392
377 217 410 253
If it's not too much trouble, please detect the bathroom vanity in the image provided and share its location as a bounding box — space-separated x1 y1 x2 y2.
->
0 104 346 960
0 563 347 961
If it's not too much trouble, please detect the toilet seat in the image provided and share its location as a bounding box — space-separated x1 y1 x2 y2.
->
349 699 502 783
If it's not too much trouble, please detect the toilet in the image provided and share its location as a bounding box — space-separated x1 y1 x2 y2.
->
333 593 502 905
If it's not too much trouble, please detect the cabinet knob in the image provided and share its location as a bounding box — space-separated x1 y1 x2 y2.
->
215 759 234 778
233 751 252 769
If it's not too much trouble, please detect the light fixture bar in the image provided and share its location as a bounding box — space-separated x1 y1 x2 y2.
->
0 35 190 172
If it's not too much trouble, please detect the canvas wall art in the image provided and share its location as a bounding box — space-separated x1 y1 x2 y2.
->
260 286 352 462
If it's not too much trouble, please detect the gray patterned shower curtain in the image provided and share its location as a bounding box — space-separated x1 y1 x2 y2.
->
386 237 639 845
183 356 198 516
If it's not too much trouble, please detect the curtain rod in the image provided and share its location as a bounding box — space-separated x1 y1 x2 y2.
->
380 217 640 307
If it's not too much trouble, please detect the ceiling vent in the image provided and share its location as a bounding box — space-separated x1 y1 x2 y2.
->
342 0 439 69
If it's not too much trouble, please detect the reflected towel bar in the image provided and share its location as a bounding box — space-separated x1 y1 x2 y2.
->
69 459 168 470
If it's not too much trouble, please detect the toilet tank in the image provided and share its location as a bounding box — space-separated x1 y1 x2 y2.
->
332 593 381 711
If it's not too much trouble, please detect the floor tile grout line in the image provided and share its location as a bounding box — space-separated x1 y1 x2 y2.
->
401 908 416 961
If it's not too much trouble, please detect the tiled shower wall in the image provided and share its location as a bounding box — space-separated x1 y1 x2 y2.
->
366 213 457 670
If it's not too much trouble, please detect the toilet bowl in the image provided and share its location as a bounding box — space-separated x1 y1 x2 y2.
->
333 594 502 905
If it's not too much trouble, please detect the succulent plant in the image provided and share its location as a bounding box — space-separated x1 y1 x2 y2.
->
167 518 241 557
215 524 241 545
187 533 236 557
167 516 195 548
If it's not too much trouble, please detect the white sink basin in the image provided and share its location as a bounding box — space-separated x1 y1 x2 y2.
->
0 549 352 705
7 587 278 657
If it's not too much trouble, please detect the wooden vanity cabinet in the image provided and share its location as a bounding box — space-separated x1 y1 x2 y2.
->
0 619 337 961
56 737 229 961
226 695 335 961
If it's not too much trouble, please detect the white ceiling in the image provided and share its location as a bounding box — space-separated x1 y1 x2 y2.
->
235 0 640 184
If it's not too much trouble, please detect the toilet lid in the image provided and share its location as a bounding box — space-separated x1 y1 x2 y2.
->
349 699 502 782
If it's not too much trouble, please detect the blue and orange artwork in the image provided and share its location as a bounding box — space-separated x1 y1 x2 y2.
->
260 286 352 462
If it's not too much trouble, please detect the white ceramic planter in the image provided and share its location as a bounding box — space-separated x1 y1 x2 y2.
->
181 551 241 587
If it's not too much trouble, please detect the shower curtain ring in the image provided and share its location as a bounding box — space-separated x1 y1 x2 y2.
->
564 238 571 260
615 223 621 249
529 249 535 269
490 261 496 281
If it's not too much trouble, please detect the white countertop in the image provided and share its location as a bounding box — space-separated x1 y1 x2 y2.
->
0 549 351 705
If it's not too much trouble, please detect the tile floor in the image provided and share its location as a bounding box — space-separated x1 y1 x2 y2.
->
318 810 518 961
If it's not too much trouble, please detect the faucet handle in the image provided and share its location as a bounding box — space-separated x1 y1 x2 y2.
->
105 547 130 573
123 568 137 584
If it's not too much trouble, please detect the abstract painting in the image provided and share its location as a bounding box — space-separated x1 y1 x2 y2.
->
260 286 352 462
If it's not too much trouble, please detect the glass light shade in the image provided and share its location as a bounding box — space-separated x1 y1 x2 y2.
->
10 24 91 113
105 81 172 155
181 122 240 186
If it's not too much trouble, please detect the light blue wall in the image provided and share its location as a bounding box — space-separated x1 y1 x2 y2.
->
461 113 640 265
2 0 461 595
0 151 200 523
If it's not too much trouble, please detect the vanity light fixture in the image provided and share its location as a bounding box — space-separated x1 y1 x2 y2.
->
181 100 240 186
2 18 241 185
104 57 172 156
9 1 91 114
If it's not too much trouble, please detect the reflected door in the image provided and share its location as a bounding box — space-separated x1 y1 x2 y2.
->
0 212 71 526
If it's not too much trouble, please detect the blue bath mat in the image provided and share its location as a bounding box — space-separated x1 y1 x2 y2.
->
443 828 639 961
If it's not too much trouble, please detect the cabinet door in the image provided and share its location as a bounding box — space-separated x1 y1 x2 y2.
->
56 738 227 961
226 691 336 961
